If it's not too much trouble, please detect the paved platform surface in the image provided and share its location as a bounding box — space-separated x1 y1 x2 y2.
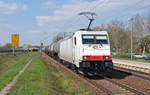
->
113 59 150 73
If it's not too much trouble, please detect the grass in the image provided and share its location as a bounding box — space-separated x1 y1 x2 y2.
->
113 54 150 63
0 53 30 91
7 57 92 95
0 53 28 74
65 75 93 95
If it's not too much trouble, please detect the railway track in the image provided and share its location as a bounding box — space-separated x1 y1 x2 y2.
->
114 67 150 81
42 53 148 95
93 76 147 95
42 53 108 95
107 67 150 94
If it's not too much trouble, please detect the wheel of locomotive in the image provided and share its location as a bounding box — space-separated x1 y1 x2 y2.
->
105 67 113 75
75 67 79 74
59 59 63 64
76 67 87 76
71 64 76 71
66 63 71 69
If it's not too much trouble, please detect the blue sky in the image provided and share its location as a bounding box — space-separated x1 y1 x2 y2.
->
0 0 150 46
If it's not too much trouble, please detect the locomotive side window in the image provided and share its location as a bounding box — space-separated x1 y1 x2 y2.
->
74 37 76 45
82 35 108 44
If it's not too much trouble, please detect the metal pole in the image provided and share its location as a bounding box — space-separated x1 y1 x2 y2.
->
131 18 133 60
13 47 14 55
40 41 43 57
40 43 42 56
13 47 15 56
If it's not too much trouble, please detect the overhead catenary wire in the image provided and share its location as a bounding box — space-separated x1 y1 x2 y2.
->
42 16 82 41
41 18 83 44
61 16 81 31
90 0 108 12
138 4 150 10
65 0 150 33
45 0 150 45
116 4 150 22
95 0 146 19
90 0 149 28
63 0 148 30
54 0 108 34
61 0 147 33
61 0 109 32
115 0 147 18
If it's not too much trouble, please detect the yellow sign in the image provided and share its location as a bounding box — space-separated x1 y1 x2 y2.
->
131 40 133 44
28 44 32 48
12 34 19 47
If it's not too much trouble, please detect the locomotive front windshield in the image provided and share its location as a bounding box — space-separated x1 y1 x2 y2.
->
82 35 108 44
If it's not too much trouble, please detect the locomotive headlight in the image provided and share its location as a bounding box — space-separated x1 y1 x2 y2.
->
83 56 90 60
105 56 109 59
103 56 109 60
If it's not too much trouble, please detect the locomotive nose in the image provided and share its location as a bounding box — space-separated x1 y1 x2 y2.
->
82 56 111 61
92 44 102 49
82 44 111 56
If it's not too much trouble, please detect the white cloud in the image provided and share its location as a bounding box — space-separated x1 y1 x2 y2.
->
0 18 6 22
28 30 41 33
37 0 150 23
42 1 53 6
21 4 28 11
0 1 28 14
36 16 69 26
35 0 150 39
0 24 18 32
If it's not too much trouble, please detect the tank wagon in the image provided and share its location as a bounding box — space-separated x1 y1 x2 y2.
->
48 30 113 75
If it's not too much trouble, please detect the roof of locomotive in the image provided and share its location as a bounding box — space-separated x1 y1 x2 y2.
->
75 30 108 35
55 30 108 43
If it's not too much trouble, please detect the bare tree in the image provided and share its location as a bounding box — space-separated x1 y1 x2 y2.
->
94 24 106 31
146 13 150 34
52 32 68 43
106 20 130 51
139 35 150 52
133 14 144 41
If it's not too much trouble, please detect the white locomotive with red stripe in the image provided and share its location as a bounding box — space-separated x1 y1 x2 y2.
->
46 12 113 75
48 30 113 75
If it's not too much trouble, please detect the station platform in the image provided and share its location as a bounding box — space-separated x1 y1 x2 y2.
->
113 59 150 74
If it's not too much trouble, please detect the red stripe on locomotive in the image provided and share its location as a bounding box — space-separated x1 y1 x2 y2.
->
82 56 111 61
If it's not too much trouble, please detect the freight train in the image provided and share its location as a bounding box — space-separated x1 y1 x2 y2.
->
45 30 113 75
45 12 113 76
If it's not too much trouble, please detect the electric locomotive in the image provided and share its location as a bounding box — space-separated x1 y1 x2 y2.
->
48 12 113 75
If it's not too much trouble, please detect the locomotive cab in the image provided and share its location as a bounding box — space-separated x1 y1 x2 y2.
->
73 30 113 75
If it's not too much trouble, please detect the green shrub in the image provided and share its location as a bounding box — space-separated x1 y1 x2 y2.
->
113 53 131 58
